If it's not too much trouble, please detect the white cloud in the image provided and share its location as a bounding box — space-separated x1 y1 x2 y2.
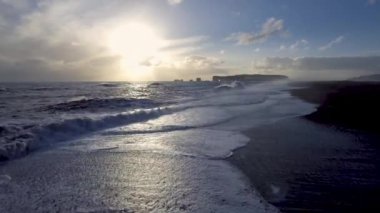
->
279 39 309 51
319 36 344 51
368 0 377 5
253 57 294 71
231 11 241 16
226 17 284 45
289 39 308 50
254 56 380 71
0 0 30 10
162 36 208 50
152 55 228 80
0 0 216 81
152 55 224 71
252 56 380 80
168 0 183 5
160 35 210 56
0 15 6 29
182 55 224 70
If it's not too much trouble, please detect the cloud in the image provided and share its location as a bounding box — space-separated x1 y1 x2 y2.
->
153 36 211 63
0 55 122 81
254 56 380 71
0 0 119 80
231 11 241 17
161 35 209 55
252 56 380 80
0 0 215 81
319 36 344 51
164 36 208 47
368 0 377 5
152 55 228 80
253 57 295 71
279 45 286 51
226 17 284 45
289 39 309 50
182 55 224 70
0 0 30 10
167 0 183 5
136 53 227 80
278 39 309 51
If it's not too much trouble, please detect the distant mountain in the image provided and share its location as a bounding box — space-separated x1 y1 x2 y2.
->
212 74 288 82
349 74 380 82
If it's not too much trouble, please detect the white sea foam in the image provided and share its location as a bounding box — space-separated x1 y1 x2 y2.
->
64 128 250 159
0 150 277 212
61 81 316 158
0 107 171 160
0 175 11 185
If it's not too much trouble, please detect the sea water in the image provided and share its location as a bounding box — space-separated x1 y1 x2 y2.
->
0 81 315 212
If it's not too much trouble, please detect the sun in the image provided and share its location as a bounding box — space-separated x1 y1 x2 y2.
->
107 22 165 80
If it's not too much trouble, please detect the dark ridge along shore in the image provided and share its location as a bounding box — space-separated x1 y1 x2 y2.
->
291 81 380 133
229 81 380 212
212 74 288 82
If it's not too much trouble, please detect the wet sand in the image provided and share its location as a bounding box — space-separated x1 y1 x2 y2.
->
230 81 380 212
229 112 380 212
290 81 380 133
0 141 276 212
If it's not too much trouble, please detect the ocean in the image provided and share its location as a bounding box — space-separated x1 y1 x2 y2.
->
0 81 315 212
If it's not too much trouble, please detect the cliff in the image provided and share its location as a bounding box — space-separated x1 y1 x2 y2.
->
212 74 288 82
350 74 380 82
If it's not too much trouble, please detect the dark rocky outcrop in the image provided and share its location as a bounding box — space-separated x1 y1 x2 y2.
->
212 74 288 82
350 74 380 82
291 81 380 133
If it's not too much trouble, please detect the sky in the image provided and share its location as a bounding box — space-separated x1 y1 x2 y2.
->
0 0 379 81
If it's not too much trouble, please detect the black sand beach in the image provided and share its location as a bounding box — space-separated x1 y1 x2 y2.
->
291 81 380 133
229 81 380 212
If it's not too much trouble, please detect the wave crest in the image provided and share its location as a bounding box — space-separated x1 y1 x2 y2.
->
44 98 161 112
0 107 170 161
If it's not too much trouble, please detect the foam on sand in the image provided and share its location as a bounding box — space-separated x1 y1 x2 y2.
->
0 175 11 185
64 128 250 159
0 147 277 212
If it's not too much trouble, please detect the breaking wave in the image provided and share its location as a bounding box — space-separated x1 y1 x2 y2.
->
0 107 172 161
44 98 162 112
0 95 267 161
0 81 316 162
97 83 125 88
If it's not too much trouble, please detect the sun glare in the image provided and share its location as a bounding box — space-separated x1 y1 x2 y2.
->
107 22 165 80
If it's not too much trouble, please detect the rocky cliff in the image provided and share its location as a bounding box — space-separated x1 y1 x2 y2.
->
212 74 288 82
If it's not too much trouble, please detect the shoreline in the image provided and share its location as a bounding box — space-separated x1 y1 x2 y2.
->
228 81 380 212
289 81 380 133
229 117 380 212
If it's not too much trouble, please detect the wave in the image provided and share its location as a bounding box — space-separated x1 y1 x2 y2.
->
100 111 248 136
44 98 161 112
0 107 172 161
28 87 70 91
0 95 266 161
0 82 303 162
98 83 124 87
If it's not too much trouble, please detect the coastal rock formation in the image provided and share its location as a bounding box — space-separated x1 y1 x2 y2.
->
212 74 288 82
350 74 380 82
